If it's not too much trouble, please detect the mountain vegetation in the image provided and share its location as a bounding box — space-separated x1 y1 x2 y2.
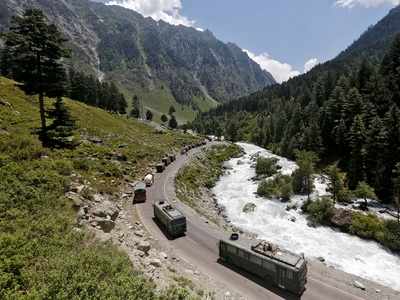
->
0 75 201 299
193 6 400 207
0 0 275 121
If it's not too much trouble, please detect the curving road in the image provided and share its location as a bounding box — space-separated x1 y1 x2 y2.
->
136 145 367 300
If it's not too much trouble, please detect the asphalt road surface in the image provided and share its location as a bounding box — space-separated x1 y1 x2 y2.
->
136 144 367 300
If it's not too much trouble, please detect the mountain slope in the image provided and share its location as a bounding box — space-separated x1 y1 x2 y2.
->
337 5 400 63
193 6 400 201
0 75 202 298
0 0 275 120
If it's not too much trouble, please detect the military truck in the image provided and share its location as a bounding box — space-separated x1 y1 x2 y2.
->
156 163 165 173
219 238 307 295
162 156 170 166
133 182 146 204
153 201 187 238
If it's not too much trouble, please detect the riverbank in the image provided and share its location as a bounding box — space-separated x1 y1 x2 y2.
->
175 143 242 227
175 141 400 299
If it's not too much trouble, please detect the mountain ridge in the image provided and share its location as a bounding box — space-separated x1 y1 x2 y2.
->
0 0 275 120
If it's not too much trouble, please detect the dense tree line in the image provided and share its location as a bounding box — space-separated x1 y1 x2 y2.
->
193 34 400 204
68 68 127 114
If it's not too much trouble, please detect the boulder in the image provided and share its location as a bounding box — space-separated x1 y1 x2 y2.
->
237 160 244 165
290 216 297 223
134 230 145 237
318 257 326 263
330 208 353 230
149 258 162 268
137 241 151 253
160 252 168 259
92 200 119 220
96 219 115 233
242 203 257 213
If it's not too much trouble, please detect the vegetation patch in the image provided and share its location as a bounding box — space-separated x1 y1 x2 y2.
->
0 76 201 298
257 175 293 202
176 144 241 215
255 157 281 178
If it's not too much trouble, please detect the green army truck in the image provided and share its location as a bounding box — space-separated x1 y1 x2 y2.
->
219 238 307 295
153 201 187 238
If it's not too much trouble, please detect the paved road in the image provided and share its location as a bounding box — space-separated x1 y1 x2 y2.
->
136 145 366 300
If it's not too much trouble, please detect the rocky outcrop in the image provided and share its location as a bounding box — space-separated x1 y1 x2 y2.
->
1 0 275 107
242 203 257 213
330 208 353 230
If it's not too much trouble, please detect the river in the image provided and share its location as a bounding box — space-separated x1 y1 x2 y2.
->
213 142 400 291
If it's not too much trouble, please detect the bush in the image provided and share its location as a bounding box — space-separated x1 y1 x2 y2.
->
349 213 384 240
255 157 281 177
380 220 400 251
257 175 293 201
53 160 74 176
0 135 46 161
337 188 353 203
302 197 334 225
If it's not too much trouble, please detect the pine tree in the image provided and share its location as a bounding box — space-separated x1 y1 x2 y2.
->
292 150 319 200
169 105 176 116
146 110 153 121
325 164 347 204
46 97 77 148
2 9 70 142
348 115 367 188
381 34 400 105
161 114 168 123
393 163 400 223
169 115 178 129
354 181 376 210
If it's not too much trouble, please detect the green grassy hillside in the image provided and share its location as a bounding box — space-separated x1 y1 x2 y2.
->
0 76 200 299
120 83 218 124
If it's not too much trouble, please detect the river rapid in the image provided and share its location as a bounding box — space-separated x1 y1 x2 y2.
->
212 142 400 291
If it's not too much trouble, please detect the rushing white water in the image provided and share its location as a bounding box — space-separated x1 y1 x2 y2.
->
213 142 400 290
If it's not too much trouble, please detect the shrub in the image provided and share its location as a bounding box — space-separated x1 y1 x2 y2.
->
0 134 46 161
380 220 400 251
349 213 384 240
302 197 334 225
53 160 74 176
257 175 293 201
255 157 280 177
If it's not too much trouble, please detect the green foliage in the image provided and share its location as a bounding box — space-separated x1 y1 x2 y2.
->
176 144 241 211
380 220 400 251
257 175 293 201
161 114 168 123
350 213 384 240
302 197 334 226
325 164 351 203
146 110 153 121
69 69 127 114
169 115 178 129
46 97 78 148
0 76 202 298
255 157 280 177
194 28 400 205
354 181 376 207
292 150 318 198
2 8 69 137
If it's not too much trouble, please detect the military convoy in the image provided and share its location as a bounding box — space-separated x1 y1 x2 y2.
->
153 200 187 238
219 238 307 295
